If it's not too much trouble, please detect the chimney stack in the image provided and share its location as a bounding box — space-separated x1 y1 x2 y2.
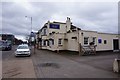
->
66 17 71 32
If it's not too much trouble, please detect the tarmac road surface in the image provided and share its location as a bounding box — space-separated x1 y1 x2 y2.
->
2 45 120 78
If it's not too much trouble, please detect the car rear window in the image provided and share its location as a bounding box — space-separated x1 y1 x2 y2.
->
17 46 28 49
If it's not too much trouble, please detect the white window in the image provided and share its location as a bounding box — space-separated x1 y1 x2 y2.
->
93 37 96 44
104 40 107 44
43 40 46 46
42 40 44 46
58 39 62 45
43 28 47 35
52 39 54 45
42 28 47 35
84 37 89 45
49 39 54 46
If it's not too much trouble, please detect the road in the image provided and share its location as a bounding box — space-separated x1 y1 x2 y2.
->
2 45 120 78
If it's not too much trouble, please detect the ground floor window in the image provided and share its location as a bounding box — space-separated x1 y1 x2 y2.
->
52 39 54 45
92 37 96 44
49 39 54 46
41 40 48 46
47 40 49 46
43 40 47 46
104 40 107 44
84 37 89 45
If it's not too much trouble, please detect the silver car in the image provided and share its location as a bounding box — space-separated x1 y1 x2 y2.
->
15 44 31 56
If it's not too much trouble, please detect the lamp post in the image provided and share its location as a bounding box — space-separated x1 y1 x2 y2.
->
25 16 32 32
25 16 33 46
25 16 36 54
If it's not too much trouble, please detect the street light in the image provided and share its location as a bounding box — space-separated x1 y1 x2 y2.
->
25 16 36 54
25 16 32 32
25 16 33 46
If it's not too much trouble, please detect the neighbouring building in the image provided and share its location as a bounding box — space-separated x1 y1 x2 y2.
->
0 34 15 45
14 38 23 45
36 17 119 55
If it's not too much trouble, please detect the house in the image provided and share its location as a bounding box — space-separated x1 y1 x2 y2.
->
0 34 15 45
36 17 119 55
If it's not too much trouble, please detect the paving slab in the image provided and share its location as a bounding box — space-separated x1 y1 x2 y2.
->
2 59 36 78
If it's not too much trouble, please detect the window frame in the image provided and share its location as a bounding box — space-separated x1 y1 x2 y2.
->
84 37 89 45
49 39 54 46
43 40 47 46
58 39 62 45
104 40 107 44
92 37 96 44
42 28 47 35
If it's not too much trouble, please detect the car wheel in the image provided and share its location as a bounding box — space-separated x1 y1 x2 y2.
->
28 54 31 57
15 54 18 57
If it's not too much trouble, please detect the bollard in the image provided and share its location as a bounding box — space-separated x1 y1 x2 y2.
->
113 58 120 73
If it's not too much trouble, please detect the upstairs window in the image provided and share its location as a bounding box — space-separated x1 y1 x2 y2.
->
42 28 47 35
43 28 47 35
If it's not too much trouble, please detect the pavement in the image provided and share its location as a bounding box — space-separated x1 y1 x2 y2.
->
2 45 36 78
2 59 36 78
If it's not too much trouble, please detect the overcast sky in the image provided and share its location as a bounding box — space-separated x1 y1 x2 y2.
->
1 1 119 41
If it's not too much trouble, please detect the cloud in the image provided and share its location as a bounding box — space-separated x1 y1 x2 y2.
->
1 2 118 40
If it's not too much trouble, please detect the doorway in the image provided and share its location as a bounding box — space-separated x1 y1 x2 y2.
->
113 39 119 50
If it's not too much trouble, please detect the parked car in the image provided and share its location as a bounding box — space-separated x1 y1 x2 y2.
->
15 44 31 56
0 40 12 51
6 40 12 49
0 41 4 51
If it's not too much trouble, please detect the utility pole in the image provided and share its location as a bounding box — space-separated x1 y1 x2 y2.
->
30 17 32 32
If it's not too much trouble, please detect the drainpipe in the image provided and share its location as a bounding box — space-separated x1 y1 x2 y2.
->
78 29 80 56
